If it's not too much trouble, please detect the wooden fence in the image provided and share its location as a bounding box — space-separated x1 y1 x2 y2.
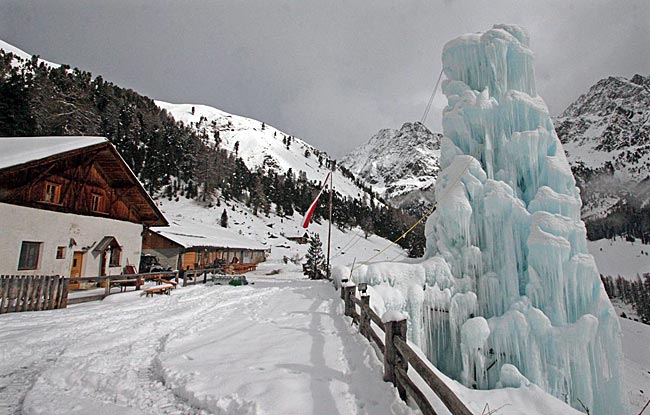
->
340 281 474 415
0 275 69 314
0 266 245 313
67 271 180 305
182 268 225 287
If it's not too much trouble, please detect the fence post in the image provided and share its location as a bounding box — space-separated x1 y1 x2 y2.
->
384 316 408 399
360 294 371 339
182 270 187 287
343 284 356 317
60 278 69 308
340 278 348 300
104 277 111 297
136 275 143 291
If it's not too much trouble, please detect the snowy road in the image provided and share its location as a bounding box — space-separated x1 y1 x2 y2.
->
0 271 412 415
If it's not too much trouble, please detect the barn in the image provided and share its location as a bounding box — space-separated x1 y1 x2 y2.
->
142 222 269 272
0 136 167 278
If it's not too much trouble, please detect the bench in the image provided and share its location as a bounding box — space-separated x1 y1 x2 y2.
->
143 284 173 297
224 263 258 275
155 278 178 289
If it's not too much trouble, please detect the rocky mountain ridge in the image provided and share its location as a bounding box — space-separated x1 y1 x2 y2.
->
554 73 650 241
341 122 441 213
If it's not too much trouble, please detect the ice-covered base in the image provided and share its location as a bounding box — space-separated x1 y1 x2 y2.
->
337 24 626 415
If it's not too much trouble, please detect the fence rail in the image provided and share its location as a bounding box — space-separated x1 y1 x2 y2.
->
0 275 69 314
1 265 252 313
340 281 474 415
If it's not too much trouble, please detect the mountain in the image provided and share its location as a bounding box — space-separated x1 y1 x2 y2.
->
341 122 441 212
156 101 366 200
554 74 650 242
0 39 426 256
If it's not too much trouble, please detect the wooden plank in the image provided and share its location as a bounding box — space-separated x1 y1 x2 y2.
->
28 276 40 311
396 366 438 415
35 276 47 311
394 337 473 415
352 295 362 306
67 294 105 305
21 276 34 312
48 276 60 310
369 307 383 327
59 278 69 308
54 276 65 308
12 276 25 313
0 276 7 314
369 324 385 354
51 276 60 308
4 276 14 314
42 276 52 311
56 277 70 308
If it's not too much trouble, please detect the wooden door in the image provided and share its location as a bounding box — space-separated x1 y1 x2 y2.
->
70 251 84 278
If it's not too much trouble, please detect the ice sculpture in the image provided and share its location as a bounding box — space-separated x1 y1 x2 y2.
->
340 25 625 414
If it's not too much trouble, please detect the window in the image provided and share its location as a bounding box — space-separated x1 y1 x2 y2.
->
109 246 121 267
91 194 103 212
56 246 66 259
43 182 61 204
18 241 41 270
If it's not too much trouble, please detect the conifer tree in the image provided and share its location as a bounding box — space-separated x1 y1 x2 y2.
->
220 209 228 228
305 233 326 279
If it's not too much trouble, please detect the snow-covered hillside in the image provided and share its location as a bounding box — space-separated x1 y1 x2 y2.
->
156 101 366 200
156 197 407 268
341 122 441 211
588 238 650 279
0 39 58 68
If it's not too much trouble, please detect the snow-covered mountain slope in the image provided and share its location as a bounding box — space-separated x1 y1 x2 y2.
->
156 197 407 268
156 101 366 200
0 39 58 68
341 122 441 211
554 74 650 223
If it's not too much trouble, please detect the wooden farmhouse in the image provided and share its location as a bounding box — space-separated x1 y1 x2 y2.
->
0 136 167 279
142 223 269 271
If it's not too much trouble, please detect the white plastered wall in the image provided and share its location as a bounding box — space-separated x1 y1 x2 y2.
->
0 202 143 277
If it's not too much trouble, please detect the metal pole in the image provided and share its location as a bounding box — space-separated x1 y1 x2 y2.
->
326 160 335 279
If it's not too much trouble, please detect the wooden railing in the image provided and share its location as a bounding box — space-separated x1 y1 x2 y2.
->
0 275 69 313
1 266 248 312
181 267 226 287
67 271 179 304
340 281 474 415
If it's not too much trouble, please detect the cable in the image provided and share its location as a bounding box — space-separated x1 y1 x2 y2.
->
421 69 444 124
351 145 483 272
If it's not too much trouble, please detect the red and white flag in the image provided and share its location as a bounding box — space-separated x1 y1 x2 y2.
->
301 172 331 229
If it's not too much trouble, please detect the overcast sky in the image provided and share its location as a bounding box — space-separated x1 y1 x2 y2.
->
1 0 648 158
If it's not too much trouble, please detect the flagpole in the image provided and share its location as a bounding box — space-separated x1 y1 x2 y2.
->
326 160 335 279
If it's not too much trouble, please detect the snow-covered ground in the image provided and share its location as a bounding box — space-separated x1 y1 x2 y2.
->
588 238 650 279
622 318 650 413
0 266 414 415
0 263 600 415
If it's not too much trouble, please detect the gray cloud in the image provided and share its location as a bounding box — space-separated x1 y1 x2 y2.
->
1 0 648 158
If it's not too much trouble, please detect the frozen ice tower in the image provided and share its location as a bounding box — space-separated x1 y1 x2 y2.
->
342 25 625 414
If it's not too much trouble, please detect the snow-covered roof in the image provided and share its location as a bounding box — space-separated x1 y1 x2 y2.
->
0 136 108 170
151 222 268 251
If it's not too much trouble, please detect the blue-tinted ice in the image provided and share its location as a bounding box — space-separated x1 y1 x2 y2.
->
340 25 625 415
